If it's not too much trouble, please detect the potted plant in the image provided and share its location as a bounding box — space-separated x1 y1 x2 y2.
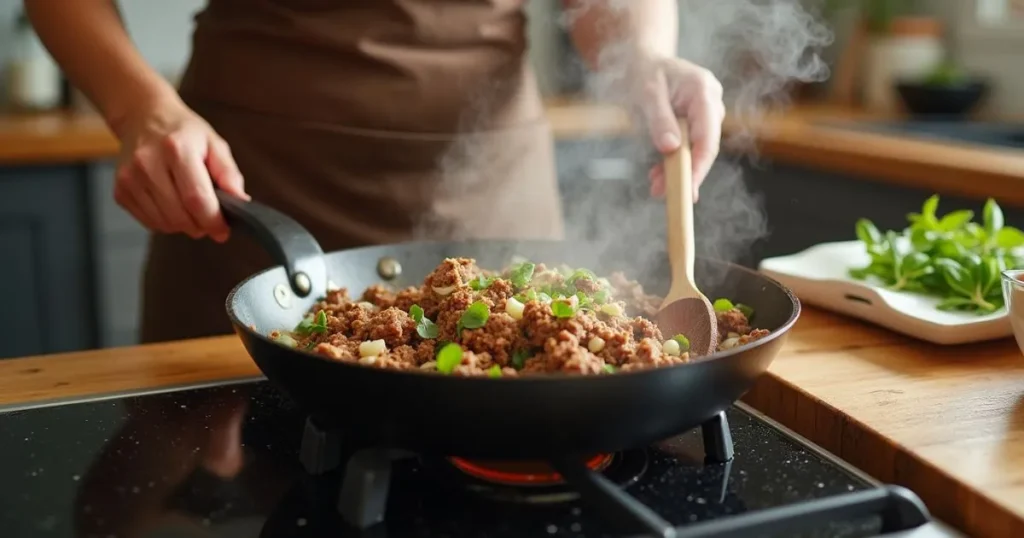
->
825 0 946 111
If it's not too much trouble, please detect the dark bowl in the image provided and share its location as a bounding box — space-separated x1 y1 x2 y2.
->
895 79 990 118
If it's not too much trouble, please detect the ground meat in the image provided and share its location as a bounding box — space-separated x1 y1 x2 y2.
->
362 285 397 309
274 258 771 376
424 258 479 293
365 307 418 348
717 309 751 339
461 313 521 366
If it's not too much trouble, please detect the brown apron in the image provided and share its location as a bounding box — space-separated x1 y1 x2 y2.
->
139 0 564 344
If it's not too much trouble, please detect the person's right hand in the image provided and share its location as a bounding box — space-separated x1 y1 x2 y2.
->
113 99 249 243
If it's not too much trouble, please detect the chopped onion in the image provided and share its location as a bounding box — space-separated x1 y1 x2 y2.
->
505 297 525 320
663 339 681 357
420 361 438 370
588 336 606 353
358 356 378 366
359 339 387 358
727 332 740 339
600 303 623 317
432 285 457 296
720 337 741 350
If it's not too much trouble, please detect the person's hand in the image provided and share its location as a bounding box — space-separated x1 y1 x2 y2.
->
637 55 726 201
112 98 249 242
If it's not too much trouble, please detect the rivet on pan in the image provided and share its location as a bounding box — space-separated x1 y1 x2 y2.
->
273 284 292 309
377 257 402 280
293 273 311 296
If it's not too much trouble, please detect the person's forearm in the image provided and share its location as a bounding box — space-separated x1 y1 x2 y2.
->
562 0 678 71
23 0 183 136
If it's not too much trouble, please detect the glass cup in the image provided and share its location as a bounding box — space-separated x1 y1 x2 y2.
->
1001 269 1024 356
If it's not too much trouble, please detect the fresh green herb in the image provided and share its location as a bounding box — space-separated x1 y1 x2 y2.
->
295 310 329 335
515 288 538 304
468 275 495 291
712 298 735 313
511 349 530 370
592 289 610 305
508 262 536 289
671 334 691 352
305 341 317 350
602 364 616 374
457 301 490 334
487 365 502 378
436 343 464 374
551 299 577 318
736 303 755 320
849 195 1024 314
409 304 439 339
537 292 553 304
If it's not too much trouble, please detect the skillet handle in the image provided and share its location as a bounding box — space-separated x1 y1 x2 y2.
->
215 189 328 299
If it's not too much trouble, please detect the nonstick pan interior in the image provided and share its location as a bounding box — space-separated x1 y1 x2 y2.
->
218 192 801 458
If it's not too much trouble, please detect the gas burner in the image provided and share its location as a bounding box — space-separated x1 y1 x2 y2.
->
424 450 649 505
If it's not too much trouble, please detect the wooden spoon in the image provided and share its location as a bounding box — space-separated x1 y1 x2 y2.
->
656 122 719 356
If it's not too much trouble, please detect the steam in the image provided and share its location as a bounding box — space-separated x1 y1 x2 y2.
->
419 0 832 287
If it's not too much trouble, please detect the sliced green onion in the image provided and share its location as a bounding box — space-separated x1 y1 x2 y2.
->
603 364 616 374
736 303 755 320
671 334 690 352
436 343 464 374
712 298 735 313
551 300 576 318
487 365 502 378
592 289 610 305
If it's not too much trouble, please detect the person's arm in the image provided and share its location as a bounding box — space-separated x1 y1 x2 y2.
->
23 0 247 242
560 0 723 199
23 0 182 136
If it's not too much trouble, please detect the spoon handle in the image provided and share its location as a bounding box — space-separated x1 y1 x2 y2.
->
664 121 696 289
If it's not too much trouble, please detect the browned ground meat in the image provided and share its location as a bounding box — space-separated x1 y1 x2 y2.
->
273 257 771 377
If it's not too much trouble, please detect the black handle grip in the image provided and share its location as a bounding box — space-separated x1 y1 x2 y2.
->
216 189 328 298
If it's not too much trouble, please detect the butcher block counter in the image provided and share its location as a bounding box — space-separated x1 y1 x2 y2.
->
3 102 1024 207
0 307 1020 538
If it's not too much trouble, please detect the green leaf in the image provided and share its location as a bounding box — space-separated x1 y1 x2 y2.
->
551 299 576 318
294 310 330 336
736 303 755 320
468 275 495 291
978 256 1001 297
922 195 940 221
934 258 975 297
995 227 1024 249
457 301 490 334
592 289 610 305
936 297 976 311
603 364 616 374
487 365 502 378
712 298 735 312
671 334 691 352
938 210 974 232
984 198 1005 237
436 343 464 374
511 349 530 370
855 219 882 245
515 288 538 303
508 262 536 289
294 315 315 335
409 304 439 339
409 304 424 323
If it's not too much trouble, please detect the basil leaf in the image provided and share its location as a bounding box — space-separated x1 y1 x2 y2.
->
436 343 464 374
922 195 940 224
294 316 315 335
984 198 1005 237
509 262 536 289
978 256 1001 297
295 310 329 336
995 227 1024 249
468 275 494 291
457 301 490 334
409 304 424 323
511 349 530 370
712 298 734 312
936 297 976 311
938 210 974 232
855 219 882 245
934 258 974 297
487 365 502 378
515 288 538 303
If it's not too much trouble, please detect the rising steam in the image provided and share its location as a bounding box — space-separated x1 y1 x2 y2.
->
422 0 832 287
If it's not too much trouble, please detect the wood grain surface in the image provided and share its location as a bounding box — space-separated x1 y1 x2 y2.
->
1 306 1022 537
3 103 1024 211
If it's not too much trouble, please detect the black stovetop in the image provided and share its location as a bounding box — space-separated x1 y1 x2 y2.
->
0 379 930 538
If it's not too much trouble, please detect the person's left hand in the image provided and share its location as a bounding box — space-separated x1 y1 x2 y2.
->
636 54 726 201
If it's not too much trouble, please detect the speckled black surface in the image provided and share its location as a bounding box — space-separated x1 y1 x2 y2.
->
0 380 883 538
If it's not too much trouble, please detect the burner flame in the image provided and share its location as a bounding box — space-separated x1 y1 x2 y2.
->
449 454 613 486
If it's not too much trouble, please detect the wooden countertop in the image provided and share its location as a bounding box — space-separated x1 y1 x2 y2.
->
0 307 1020 537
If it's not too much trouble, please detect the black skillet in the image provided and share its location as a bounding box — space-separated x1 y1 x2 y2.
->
216 191 801 459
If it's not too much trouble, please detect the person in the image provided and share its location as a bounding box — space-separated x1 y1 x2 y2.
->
25 0 725 344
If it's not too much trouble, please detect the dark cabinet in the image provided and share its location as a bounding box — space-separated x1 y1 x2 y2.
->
0 166 96 358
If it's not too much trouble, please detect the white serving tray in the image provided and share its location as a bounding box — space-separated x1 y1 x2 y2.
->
758 240 1011 345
